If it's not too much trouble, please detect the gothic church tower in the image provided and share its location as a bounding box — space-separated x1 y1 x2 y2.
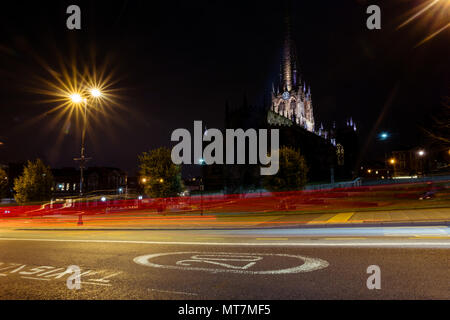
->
268 12 315 133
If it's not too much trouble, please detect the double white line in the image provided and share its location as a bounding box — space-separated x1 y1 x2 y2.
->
0 237 448 247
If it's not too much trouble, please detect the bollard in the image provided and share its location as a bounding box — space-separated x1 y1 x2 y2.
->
77 214 83 226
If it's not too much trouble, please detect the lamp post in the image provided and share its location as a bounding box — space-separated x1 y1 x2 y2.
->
70 88 102 195
378 132 390 170
389 158 396 177
417 149 425 177
199 157 205 216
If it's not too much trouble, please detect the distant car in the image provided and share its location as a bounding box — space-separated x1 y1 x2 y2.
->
419 190 435 200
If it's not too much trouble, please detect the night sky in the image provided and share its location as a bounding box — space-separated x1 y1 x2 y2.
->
0 0 448 176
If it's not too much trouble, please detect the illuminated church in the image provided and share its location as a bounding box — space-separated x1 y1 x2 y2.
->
264 15 358 181
268 17 315 134
215 13 359 191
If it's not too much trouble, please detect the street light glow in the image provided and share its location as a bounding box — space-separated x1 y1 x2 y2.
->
418 150 425 156
379 132 389 140
389 158 396 164
90 88 102 97
70 93 83 103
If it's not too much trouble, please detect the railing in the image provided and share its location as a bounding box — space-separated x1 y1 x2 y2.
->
362 174 450 186
304 178 362 191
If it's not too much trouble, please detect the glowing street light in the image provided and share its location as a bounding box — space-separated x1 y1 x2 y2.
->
90 88 102 98
389 158 396 165
141 178 147 183
70 93 83 103
69 87 103 195
379 132 389 140
417 150 425 157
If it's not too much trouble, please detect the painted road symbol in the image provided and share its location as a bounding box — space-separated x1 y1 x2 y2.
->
134 252 329 274
176 254 263 270
0 261 121 287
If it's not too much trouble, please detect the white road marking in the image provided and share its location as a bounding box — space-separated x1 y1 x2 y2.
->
81 282 112 287
38 268 65 276
148 288 198 296
0 237 448 247
21 276 51 281
134 252 329 274
0 261 121 287
176 254 262 270
87 272 122 283
9 265 26 273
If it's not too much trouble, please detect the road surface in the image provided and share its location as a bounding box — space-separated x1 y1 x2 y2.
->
0 225 448 299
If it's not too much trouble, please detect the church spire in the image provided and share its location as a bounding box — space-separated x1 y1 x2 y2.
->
282 12 293 92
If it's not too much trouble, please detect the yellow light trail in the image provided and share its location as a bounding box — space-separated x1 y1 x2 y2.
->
415 22 450 47
397 0 441 29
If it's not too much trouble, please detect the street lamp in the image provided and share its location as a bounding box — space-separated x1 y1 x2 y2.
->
389 158 396 177
198 157 205 216
379 132 389 140
417 149 426 176
90 88 102 98
70 93 83 104
70 88 102 195
378 131 391 170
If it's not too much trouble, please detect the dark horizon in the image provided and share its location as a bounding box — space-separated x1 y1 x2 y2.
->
1 0 448 176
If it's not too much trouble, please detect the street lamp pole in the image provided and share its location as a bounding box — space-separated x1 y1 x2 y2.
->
79 99 88 195
71 89 101 196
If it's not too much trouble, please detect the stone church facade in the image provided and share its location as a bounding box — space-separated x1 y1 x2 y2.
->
268 17 315 134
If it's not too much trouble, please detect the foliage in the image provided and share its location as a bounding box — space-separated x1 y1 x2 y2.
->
423 101 450 148
263 146 308 192
138 147 183 198
0 168 8 200
13 159 54 204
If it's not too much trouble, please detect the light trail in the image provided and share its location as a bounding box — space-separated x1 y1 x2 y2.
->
0 237 448 248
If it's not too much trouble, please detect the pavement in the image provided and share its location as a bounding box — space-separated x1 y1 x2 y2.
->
0 223 448 300
0 206 449 229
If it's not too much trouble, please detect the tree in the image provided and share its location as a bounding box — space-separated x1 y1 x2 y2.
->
263 146 308 192
0 168 8 200
423 101 450 148
138 147 183 198
13 159 54 204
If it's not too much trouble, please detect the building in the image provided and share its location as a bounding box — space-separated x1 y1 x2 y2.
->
203 11 360 192
390 149 430 177
52 167 127 196
268 16 315 133
265 14 359 181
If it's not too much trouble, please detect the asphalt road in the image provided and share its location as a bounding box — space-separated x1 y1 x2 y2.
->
0 226 448 300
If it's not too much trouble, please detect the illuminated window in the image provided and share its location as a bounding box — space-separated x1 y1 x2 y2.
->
336 144 344 166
